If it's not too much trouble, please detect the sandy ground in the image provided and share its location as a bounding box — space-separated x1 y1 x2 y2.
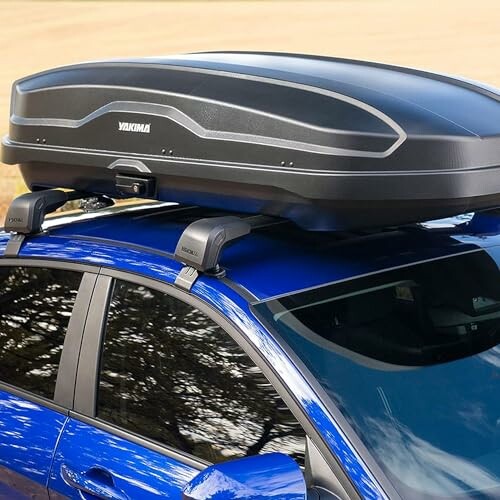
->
1 0 499 218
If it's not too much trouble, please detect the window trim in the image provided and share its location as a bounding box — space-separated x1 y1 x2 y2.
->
55 272 98 407
0 258 99 409
73 269 360 500
73 274 113 416
0 380 68 415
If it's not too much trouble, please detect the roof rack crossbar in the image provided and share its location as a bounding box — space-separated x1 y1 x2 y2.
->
174 215 277 291
2 189 110 257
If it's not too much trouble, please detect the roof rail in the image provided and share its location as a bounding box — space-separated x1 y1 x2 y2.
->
174 215 278 291
2 189 113 257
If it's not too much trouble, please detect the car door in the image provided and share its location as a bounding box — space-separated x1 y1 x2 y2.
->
48 273 307 499
0 261 95 498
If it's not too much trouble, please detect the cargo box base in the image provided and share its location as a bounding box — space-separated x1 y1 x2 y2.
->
17 162 500 231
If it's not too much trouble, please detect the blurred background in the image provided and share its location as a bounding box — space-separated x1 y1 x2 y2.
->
1 0 499 220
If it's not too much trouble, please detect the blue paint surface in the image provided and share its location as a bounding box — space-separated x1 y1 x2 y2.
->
0 390 67 494
49 418 198 499
2 206 499 301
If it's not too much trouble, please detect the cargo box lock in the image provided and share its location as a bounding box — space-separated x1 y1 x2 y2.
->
115 174 156 198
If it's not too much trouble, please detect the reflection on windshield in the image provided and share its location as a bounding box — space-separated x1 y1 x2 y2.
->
368 418 498 498
479 345 500 369
254 249 500 499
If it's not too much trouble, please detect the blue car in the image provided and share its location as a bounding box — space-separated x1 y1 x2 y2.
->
1 52 500 499
0 200 498 499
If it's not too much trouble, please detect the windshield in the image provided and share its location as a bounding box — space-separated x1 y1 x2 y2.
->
253 249 500 499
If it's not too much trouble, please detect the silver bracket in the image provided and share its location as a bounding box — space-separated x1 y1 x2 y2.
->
174 266 200 291
4 233 26 257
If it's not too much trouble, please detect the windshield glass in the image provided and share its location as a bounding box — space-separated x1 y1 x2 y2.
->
253 249 500 499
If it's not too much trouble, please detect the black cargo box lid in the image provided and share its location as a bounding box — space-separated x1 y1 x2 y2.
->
2 52 500 230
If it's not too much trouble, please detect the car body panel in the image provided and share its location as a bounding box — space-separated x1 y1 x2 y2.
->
0 389 67 498
0 233 385 497
48 418 199 499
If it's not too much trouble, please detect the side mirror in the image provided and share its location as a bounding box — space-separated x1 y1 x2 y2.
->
182 452 307 500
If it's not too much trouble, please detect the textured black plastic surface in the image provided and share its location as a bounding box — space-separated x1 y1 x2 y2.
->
2 52 500 230
4 189 79 234
174 216 251 271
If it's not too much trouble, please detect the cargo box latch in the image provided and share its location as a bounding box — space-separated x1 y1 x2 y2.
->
116 174 156 198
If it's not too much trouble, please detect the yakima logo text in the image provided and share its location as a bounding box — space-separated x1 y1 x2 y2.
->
118 122 151 134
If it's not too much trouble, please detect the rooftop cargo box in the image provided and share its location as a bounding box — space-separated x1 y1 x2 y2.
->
2 52 500 230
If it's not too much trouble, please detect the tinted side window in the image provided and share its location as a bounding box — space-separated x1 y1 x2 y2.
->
97 280 306 465
0 267 82 399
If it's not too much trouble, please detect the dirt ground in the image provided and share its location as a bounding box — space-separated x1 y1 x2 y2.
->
1 0 499 219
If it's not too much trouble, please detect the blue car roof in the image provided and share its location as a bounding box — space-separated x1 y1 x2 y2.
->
2 202 500 301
